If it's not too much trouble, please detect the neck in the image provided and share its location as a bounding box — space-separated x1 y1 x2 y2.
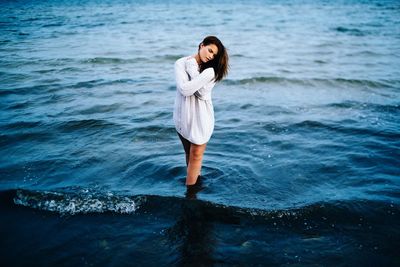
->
194 53 202 65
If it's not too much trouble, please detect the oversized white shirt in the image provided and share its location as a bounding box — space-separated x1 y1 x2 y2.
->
173 56 216 145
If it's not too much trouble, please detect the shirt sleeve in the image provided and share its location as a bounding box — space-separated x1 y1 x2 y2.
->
175 58 215 97
194 82 215 100
185 57 200 80
184 58 215 100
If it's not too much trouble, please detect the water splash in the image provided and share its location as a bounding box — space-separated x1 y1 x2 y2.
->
13 189 138 215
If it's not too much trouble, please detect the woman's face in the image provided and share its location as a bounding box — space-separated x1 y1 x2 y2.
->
199 43 218 63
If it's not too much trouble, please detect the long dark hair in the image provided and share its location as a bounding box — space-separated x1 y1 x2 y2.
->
198 36 229 82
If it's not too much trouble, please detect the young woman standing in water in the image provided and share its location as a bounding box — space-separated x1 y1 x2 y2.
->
174 36 229 187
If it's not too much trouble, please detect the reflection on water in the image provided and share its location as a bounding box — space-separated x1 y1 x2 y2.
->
163 177 243 265
170 199 217 266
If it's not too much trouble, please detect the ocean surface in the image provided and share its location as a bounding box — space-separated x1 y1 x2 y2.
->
1 0 399 266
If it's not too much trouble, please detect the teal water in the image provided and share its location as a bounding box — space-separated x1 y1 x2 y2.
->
1 0 399 265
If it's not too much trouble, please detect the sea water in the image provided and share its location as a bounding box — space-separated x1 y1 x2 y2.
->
1 0 399 265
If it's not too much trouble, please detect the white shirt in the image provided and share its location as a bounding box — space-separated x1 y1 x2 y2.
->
173 56 216 145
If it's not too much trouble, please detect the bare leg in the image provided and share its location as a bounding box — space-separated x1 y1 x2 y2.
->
186 143 207 185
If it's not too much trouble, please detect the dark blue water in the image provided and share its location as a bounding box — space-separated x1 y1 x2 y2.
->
1 0 399 265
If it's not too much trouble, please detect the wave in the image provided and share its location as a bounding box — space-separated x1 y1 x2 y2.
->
326 101 400 114
223 76 397 89
0 84 60 96
67 78 137 89
78 103 122 115
56 119 120 132
0 121 42 130
0 131 53 147
1 189 398 225
0 78 139 96
80 55 180 65
81 57 140 64
0 119 121 147
5 189 138 215
291 120 400 140
334 26 368 36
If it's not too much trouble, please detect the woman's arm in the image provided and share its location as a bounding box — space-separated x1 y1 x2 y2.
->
195 82 215 100
185 57 215 100
175 58 215 97
185 57 200 80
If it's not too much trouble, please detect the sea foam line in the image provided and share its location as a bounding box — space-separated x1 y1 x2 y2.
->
13 189 137 215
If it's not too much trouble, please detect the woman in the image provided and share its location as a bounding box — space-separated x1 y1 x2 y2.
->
173 36 229 187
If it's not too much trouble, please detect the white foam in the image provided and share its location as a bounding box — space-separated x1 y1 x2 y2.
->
13 189 137 215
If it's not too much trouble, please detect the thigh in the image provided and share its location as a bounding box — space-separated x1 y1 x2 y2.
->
177 132 191 155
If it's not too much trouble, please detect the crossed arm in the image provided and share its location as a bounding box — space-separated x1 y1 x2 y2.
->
174 57 215 97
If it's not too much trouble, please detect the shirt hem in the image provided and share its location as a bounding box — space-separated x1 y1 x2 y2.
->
175 127 210 145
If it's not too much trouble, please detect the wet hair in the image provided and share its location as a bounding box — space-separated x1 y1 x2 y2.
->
198 36 229 82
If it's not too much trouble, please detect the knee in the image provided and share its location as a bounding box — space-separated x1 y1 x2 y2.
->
190 147 204 162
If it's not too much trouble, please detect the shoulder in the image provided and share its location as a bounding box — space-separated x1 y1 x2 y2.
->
175 56 191 69
203 67 215 78
186 57 199 68
203 67 214 74
175 56 191 64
